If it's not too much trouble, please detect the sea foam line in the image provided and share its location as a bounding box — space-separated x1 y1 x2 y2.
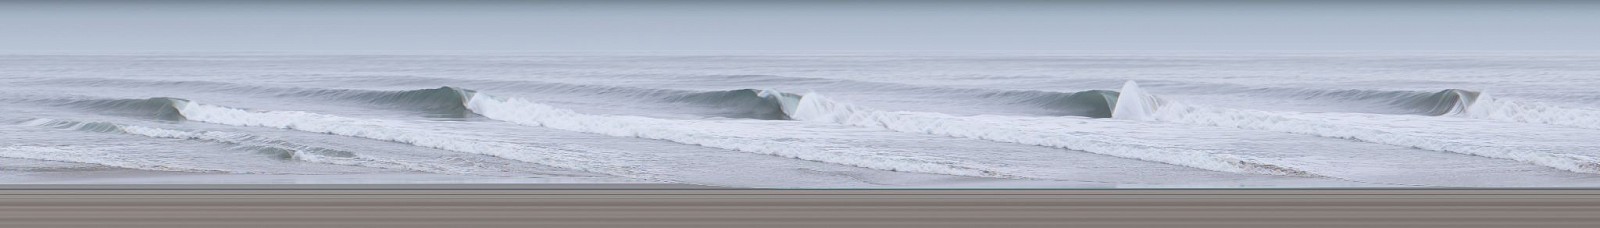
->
0 145 232 173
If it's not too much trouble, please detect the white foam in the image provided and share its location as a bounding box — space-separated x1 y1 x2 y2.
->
169 101 670 179
1464 93 1600 130
0 145 229 173
1111 80 1159 121
2 119 393 175
174 98 1031 186
461 93 1000 178
1116 81 1600 174
785 91 1311 176
18 118 529 175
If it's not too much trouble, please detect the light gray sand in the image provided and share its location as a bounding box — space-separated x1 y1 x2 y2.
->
4 187 1600 227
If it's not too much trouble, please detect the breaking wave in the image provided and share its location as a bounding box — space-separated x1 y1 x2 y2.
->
1111 80 1600 173
981 90 1122 118
54 91 1118 181
1403 89 1481 116
36 81 1599 179
14 77 1137 119
25 87 1324 178
671 88 1124 119
1257 87 1482 116
290 86 478 118
21 77 816 120
1463 93 1600 130
148 99 672 180
220 87 1274 182
313 86 804 120
144 96 1006 183
1132 81 1493 116
309 86 807 120
663 89 799 120
779 91 1314 177
56 97 190 121
460 92 1007 178
26 77 1597 125
1119 80 1598 128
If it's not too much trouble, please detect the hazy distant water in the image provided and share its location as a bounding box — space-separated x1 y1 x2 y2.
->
4 53 1600 188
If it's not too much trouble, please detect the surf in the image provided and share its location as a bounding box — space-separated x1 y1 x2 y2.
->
1110 80 1600 174
14 118 568 176
780 90 1316 177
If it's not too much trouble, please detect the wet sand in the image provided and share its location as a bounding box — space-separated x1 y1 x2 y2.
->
4 185 1600 227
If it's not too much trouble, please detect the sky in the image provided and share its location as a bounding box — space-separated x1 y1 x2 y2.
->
3 0 1598 52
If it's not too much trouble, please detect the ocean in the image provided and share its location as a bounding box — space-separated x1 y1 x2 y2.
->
3 52 1599 188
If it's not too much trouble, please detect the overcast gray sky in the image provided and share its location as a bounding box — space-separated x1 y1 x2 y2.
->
3 1 1598 52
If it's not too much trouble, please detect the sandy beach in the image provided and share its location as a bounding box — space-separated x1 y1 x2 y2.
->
4 186 1600 227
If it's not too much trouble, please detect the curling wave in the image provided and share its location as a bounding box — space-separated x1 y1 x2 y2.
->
291 86 478 118
1137 81 1491 116
662 89 799 120
298 86 804 120
979 90 1122 118
1413 89 1481 116
57 97 190 121
1280 88 1482 116
313 86 806 120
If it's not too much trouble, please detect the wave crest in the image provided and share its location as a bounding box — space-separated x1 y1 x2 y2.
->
1395 89 1481 116
665 89 801 120
290 86 477 118
981 90 1122 118
59 97 191 121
